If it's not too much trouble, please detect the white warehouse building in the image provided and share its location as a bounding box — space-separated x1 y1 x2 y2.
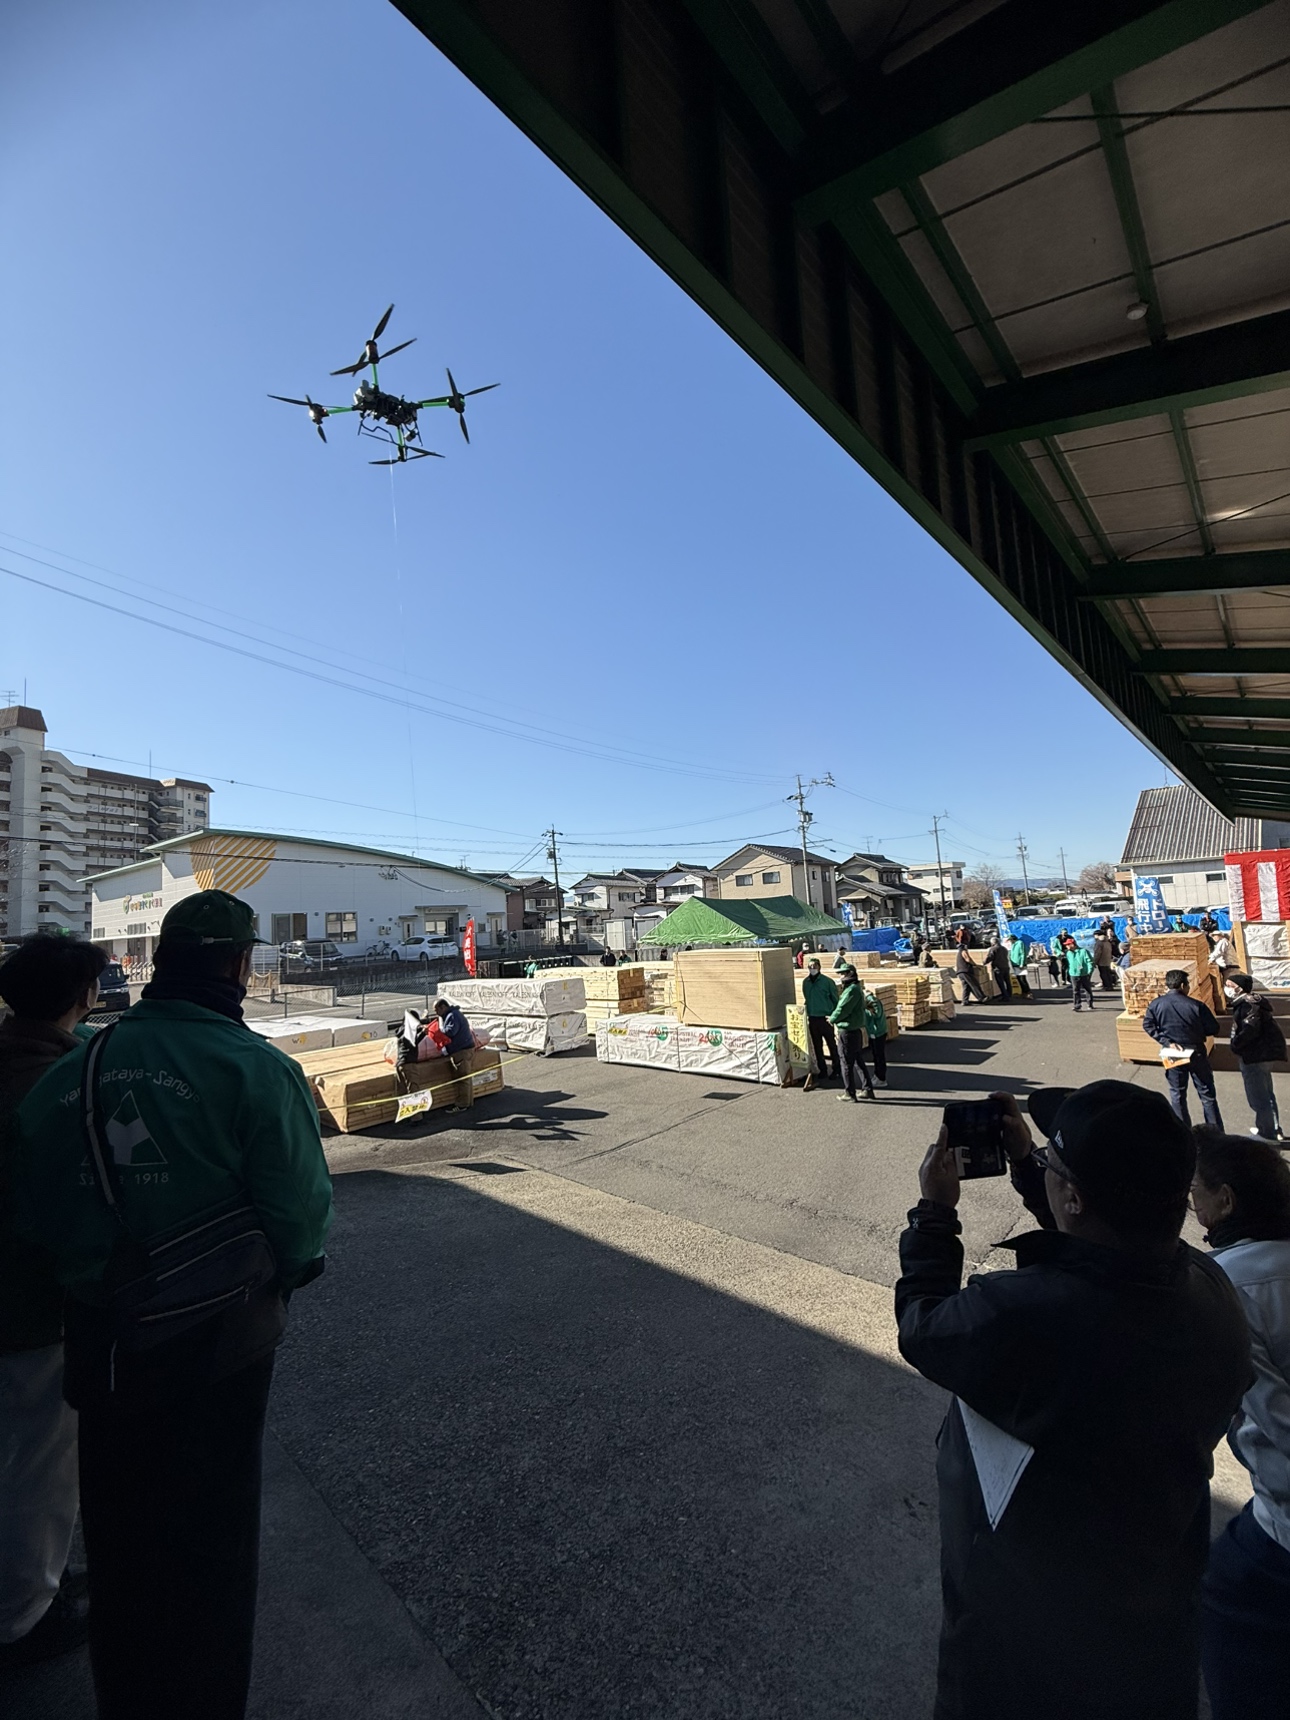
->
87 829 507 966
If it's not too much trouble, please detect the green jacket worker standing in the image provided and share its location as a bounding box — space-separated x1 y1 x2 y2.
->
12 891 333 1720
801 959 840 1083
829 968 875 1103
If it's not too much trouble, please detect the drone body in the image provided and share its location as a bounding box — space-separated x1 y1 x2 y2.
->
270 305 498 465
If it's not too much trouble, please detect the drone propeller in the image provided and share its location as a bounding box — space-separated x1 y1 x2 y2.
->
368 446 445 466
444 367 500 443
330 304 418 376
269 393 329 442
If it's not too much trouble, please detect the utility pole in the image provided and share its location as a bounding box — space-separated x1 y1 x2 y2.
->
1057 847 1070 892
930 813 949 928
787 773 834 910
1016 833 1032 905
544 826 564 949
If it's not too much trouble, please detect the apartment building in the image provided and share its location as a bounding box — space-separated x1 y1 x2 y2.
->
0 704 211 938
903 859 964 911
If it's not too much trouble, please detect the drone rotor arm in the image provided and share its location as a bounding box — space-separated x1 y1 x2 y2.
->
415 395 451 409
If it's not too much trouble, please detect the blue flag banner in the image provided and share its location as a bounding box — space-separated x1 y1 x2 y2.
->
1134 875 1170 931
992 889 1009 931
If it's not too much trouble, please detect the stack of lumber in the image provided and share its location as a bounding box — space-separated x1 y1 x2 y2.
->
885 970 932 1028
673 947 795 1030
1129 932 1224 1013
1116 1012 1214 1067
843 950 884 970
438 974 588 1054
578 965 649 1024
925 967 956 1022
640 963 676 1013
1122 959 1199 1018
289 1042 503 1132
595 1013 789 1084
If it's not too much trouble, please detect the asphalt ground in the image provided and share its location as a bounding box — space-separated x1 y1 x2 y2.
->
10 986 1257 1719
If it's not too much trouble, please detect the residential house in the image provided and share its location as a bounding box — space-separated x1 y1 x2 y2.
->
486 874 562 935
633 862 716 943
1120 785 1290 912
711 845 837 914
903 859 964 913
565 869 662 949
835 852 926 927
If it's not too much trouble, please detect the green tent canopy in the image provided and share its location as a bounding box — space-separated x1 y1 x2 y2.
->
639 895 848 947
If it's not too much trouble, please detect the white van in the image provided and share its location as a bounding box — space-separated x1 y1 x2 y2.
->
1052 896 1087 917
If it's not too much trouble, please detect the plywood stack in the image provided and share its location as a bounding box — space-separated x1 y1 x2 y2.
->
629 961 676 1013
578 965 649 1025
925 966 957 1022
673 947 795 1031
1129 932 1224 1013
249 1016 386 1054
289 1042 503 1132
845 951 884 970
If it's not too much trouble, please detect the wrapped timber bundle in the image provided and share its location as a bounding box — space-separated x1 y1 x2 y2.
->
673 946 795 1031
595 1013 790 1084
1116 1011 1214 1068
438 973 589 1054
248 1015 386 1053
289 1041 504 1132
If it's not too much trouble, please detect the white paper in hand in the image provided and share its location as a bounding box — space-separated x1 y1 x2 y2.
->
957 1400 1034 1530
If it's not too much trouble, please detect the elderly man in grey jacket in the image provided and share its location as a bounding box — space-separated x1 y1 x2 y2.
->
1192 1132 1290 1720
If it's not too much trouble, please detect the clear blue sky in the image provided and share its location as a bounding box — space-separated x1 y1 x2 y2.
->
2 0 1174 885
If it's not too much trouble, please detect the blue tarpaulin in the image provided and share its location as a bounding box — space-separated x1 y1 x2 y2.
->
1003 910 1229 947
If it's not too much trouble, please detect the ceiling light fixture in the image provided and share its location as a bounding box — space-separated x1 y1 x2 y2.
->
1126 301 1150 321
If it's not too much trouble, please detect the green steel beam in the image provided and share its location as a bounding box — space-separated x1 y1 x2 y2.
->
678 0 812 153
1172 697 1290 718
1079 550 1290 598
1139 649 1290 674
794 0 1268 218
965 305 1290 447
1093 84 1166 347
1193 733 1290 750
899 181 1021 383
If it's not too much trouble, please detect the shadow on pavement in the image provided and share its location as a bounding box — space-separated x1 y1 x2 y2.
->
271 1169 943 1720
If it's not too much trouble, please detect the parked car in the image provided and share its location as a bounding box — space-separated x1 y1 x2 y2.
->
1085 894 1127 917
1012 905 1047 920
390 934 460 963
95 962 131 1012
279 938 345 971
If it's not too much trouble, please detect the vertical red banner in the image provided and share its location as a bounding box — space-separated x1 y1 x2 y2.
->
463 917 477 975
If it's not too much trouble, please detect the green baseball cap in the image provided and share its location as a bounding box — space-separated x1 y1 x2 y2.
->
159 890 262 946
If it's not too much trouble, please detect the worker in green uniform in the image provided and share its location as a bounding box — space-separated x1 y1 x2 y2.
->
829 967 875 1102
801 958 840 1084
11 890 333 1720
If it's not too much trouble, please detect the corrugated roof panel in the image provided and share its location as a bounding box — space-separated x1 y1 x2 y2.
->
1119 783 1290 863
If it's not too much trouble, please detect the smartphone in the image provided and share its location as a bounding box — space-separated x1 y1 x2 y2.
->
943 1099 1009 1179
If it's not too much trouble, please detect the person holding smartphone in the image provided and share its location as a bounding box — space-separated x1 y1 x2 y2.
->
895 1083 1251 1720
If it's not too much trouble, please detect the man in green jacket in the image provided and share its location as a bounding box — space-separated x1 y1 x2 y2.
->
1067 939 1096 1012
12 890 333 1720
0 935 106 1670
829 967 875 1102
801 958 840 1083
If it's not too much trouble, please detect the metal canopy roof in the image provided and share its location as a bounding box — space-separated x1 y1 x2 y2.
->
397 0 1290 815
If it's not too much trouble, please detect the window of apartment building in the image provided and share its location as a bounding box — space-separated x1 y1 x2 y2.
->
270 913 308 944
617 891 636 902
760 870 780 884
325 911 358 942
38 862 51 871
734 873 753 886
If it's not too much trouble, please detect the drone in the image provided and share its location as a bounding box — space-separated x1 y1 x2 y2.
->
270 304 498 466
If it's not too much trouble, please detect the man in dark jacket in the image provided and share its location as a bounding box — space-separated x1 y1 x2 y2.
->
1226 969 1287 1140
0 936 105 1669
1143 968 1224 1129
433 996 476 1111
896 1081 1251 1720
1093 926 1118 990
985 935 1011 1002
954 938 985 1006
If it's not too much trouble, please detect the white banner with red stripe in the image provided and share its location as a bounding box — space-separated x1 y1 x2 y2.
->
1225 850 1290 921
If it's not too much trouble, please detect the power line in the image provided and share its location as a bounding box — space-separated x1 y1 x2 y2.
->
1 560 780 788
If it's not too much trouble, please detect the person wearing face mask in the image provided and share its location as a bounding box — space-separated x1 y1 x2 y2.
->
1226 971 1287 1142
1191 1133 1290 1720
